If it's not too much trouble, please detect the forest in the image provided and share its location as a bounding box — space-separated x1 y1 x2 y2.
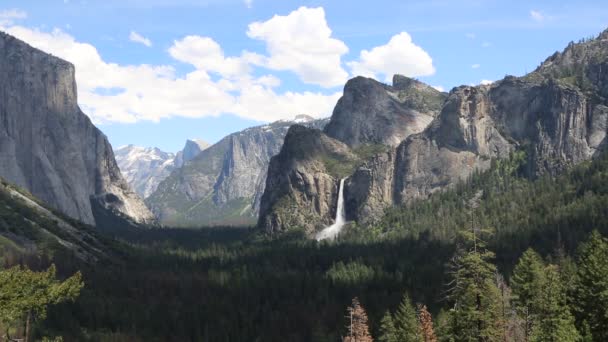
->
1 149 608 341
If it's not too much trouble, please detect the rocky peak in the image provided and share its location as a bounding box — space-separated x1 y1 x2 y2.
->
323 75 446 147
174 138 209 168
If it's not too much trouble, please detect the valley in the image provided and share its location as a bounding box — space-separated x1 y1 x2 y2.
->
0 7 607 341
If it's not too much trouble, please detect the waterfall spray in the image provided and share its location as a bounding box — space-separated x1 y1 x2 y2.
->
316 178 346 241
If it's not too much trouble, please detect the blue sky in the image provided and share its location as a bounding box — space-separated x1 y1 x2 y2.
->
0 0 607 152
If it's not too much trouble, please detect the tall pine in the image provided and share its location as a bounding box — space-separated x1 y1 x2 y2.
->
531 265 580 342
417 304 437 342
511 248 545 341
445 228 503 341
393 293 422 342
573 230 608 340
344 297 373 342
378 311 397 342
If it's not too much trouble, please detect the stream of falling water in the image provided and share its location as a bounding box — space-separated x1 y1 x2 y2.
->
315 178 346 241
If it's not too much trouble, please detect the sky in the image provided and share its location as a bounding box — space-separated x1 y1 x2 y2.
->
0 0 607 152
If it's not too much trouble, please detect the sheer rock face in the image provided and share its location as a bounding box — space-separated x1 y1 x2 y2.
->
395 74 607 203
0 32 155 227
324 75 446 147
146 117 328 227
258 30 608 235
257 125 357 234
258 76 445 233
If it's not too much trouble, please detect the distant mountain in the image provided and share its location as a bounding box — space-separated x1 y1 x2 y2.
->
0 31 155 227
258 29 608 236
173 139 210 168
115 139 209 199
146 115 328 227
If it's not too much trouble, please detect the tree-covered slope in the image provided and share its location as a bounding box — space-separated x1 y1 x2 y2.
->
0 178 113 264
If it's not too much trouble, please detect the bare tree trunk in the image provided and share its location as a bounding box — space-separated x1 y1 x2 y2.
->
25 310 32 342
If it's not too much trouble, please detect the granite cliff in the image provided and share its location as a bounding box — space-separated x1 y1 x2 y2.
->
0 32 155 227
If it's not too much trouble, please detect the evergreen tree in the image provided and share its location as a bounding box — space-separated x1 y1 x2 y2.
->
433 309 452 342
417 304 437 342
394 293 422 341
344 297 373 342
511 248 545 341
573 230 608 340
378 311 397 342
531 265 580 342
0 264 83 342
445 228 503 341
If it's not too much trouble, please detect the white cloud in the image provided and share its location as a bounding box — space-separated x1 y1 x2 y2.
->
129 31 152 47
471 64 480 69
481 41 491 48
1 25 339 124
246 6 349 88
530 10 545 22
480 79 493 85
347 32 435 82
244 0 253 8
0 8 26 26
168 35 261 78
432 85 445 92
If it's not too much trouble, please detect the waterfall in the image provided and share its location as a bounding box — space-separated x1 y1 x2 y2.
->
315 178 346 241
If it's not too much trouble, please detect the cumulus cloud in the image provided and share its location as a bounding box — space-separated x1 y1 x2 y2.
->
347 32 435 82
0 8 26 26
480 79 493 85
168 35 262 78
247 6 349 88
432 85 445 92
1 25 339 124
129 31 152 47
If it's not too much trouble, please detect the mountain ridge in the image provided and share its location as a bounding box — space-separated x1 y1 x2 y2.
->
147 115 329 227
258 29 608 235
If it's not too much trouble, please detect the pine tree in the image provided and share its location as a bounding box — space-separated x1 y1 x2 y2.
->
573 230 608 340
511 248 545 341
393 293 422 341
433 309 452 342
531 265 580 342
417 304 437 342
0 264 83 342
378 311 397 342
445 228 503 342
344 297 373 342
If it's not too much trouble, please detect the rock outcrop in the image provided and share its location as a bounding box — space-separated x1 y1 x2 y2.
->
258 29 608 235
146 116 328 227
324 75 445 147
0 32 155 227
258 125 360 234
258 75 446 233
